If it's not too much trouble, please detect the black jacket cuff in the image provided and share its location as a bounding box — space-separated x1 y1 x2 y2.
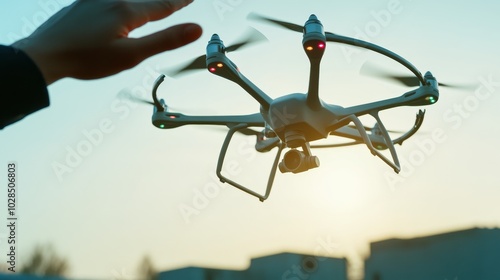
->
0 45 50 129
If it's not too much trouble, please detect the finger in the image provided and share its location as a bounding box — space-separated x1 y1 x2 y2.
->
125 0 195 29
121 23 202 62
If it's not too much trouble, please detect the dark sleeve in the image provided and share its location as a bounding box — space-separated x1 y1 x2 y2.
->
0 45 50 129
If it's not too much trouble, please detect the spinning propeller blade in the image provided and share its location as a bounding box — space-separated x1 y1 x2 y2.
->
165 28 268 77
248 13 303 33
119 90 154 105
360 62 474 89
165 55 206 77
118 90 185 112
225 27 268 52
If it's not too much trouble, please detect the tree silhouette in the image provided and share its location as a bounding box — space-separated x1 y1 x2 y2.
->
20 244 69 276
137 255 157 280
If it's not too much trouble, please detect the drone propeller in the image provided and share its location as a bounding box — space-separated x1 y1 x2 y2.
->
165 55 206 77
165 27 268 77
249 13 345 39
119 90 155 106
119 89 185 112
360 62 474 89
224 28 268 52
248 13 304 33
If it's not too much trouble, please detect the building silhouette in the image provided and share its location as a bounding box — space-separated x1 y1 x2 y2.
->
159 252 348 280
3 228 500 280
364 227 500 280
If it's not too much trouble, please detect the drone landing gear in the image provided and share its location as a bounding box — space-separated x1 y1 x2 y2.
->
216 123 284 202
345 114 401 173
217 125 324 201
216 114 403 201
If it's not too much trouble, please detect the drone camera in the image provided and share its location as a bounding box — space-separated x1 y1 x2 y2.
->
279 149 320 174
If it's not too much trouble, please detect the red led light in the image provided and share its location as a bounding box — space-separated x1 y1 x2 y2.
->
318 43 325 49
209 67 216 72
169 115 177 119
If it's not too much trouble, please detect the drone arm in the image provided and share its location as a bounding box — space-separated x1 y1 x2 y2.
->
336 84 436 119
302 15 327 109
325 32 426 85
209 59 273 111
206 34 273 111
238 72 274 111
339 94 411 118
152 112 265 129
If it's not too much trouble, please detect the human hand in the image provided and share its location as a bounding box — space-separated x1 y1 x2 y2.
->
12 0 202 85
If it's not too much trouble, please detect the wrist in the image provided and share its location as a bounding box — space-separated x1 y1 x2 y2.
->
11 38 60 85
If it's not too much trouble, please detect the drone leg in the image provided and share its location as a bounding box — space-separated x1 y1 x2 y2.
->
216 123 285 201
371 111 401 173
346 115 401 173
152 75 167 112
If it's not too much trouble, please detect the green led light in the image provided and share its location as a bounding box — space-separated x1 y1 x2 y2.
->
160 124 165 128
425 96 436 103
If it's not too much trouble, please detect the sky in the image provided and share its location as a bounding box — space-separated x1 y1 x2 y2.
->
1 0 500 279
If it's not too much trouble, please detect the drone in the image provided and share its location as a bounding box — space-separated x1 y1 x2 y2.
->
140 14 451 201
